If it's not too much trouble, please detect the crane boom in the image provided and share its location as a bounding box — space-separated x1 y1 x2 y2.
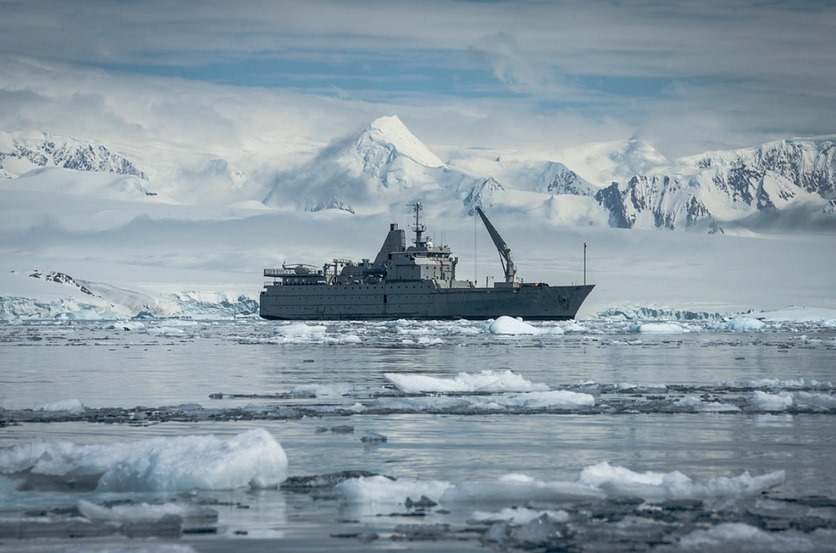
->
475 206 516 283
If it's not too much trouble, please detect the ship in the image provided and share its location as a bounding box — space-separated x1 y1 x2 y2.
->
259 203 594 320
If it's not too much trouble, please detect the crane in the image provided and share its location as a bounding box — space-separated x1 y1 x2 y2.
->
475 206 516 284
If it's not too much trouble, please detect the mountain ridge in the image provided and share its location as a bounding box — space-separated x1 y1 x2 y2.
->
0 130 146 180
2 119 835 232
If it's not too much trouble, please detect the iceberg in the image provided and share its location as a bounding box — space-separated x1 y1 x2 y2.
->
0 428 288 492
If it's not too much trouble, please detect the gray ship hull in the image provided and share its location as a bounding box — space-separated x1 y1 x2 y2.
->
259 281 594 321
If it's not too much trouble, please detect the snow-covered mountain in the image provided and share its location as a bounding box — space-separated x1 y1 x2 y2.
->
596 137 836 231
261 116 835 231
5 119 833 232
263 115 449 214
0 131 146 180
0 130 259 206
262 115 602 223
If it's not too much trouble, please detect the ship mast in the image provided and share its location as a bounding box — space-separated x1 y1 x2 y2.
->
475 206 516 283
411 201 427 248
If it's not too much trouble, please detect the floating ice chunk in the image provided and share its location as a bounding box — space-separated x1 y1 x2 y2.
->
719 378 833 390
578 462 667 488
561 321 588 332
384 370 548 393
499 390 595 409
634 322 688 333
615 382 667 391
147 326 185 336
368 395 471 413
336 475 452 506
77 499 217 523
794 391 836 409
577 462 785 501
674 396 740 413
34 399 85 413
677 522 832 551
750 391 794 411
470 506 570 525
274 323 328 342
0 428 288 491
488 316 546 335
723 317 766 331
110 321 146 331
367 388 594 413
337 465 786 517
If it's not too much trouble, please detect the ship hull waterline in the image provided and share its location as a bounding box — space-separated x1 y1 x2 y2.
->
259 282 595 321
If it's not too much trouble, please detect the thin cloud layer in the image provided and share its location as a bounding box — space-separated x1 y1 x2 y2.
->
0 0 834 161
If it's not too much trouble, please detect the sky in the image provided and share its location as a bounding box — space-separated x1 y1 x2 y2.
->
1 0 835 167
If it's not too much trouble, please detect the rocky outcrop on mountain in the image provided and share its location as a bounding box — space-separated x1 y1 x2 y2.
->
545 167 592 195
463 177 505 213
595 175 718 231
595 137 836 231
29 270 96 297
0 131 145 179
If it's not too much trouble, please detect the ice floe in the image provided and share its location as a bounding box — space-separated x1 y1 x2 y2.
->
674 522 836 552
34 398 85 413
576 462 785 502
470 506 570 525
634 322 690 333
722 317 766 331
489 316 563 335
335 463 786 512
0 428 287 491
750 391 795 411
384 369 549 393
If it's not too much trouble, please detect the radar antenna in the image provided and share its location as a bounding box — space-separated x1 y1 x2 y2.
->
475 206 516 283
410 201 426 247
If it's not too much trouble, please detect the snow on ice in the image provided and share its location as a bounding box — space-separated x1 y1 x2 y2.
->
488 316 564 335
335 462 786 513
0 429 288 492
34 399 85 413
575 462 785 502
674 523 836 552
384 369 549 393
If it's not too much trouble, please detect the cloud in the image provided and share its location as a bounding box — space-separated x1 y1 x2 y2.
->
0 0 834 164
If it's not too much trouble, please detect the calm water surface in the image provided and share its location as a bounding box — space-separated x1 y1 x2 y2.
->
1 318 834 552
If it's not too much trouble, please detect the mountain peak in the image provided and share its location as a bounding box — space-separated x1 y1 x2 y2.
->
610 138 671 175
360 115 445 169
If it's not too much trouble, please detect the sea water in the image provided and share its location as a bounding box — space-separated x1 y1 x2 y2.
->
1 316 835 552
